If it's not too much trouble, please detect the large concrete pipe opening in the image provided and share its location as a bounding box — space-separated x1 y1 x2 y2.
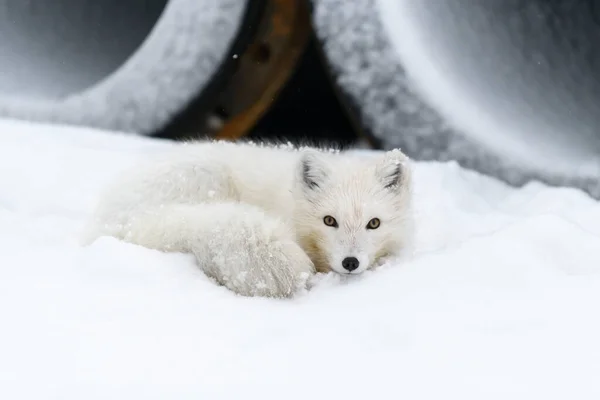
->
377 0 600 179
0 0 250 135
0 1 167 100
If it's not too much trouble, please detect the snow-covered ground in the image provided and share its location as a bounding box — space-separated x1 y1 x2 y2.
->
1 118 600 399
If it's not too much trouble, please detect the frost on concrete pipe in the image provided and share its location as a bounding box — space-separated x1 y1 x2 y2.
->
0 0 250 136
313 0 600 197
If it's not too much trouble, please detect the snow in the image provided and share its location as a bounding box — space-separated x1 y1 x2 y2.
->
1 118 600 399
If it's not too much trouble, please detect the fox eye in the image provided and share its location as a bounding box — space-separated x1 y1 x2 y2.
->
366 218 381 230
323 215 338 228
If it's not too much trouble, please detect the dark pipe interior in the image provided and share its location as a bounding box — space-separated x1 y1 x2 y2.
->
249 36 358 148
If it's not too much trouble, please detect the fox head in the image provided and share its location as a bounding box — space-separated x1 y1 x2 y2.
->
292 148 414 275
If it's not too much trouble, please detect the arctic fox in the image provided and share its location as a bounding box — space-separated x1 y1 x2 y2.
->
83 140 414 298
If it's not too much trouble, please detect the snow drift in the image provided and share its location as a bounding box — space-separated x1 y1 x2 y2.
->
1 119 600 399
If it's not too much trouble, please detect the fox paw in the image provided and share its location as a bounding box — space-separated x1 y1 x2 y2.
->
239 238 314 298
199 237 315 298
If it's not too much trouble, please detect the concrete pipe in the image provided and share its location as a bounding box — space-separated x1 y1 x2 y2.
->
0 0 251 135
313 0 600 197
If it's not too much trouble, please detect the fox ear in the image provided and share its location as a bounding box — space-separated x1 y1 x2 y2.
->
298 149 330 191
375 149 408 190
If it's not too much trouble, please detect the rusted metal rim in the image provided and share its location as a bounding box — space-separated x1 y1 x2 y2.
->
212 0 311 141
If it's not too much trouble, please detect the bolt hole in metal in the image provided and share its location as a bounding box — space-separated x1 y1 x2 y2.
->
252 42 272 64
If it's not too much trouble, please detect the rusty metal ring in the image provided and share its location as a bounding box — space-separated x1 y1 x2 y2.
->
160 0 311 141
213 0 311 141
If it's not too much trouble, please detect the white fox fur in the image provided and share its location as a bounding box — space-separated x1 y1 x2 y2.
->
82 140 414 298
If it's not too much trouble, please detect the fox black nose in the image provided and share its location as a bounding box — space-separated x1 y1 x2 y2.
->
342 257 360 272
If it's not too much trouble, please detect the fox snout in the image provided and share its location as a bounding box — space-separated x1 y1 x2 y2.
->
341 256 360 272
